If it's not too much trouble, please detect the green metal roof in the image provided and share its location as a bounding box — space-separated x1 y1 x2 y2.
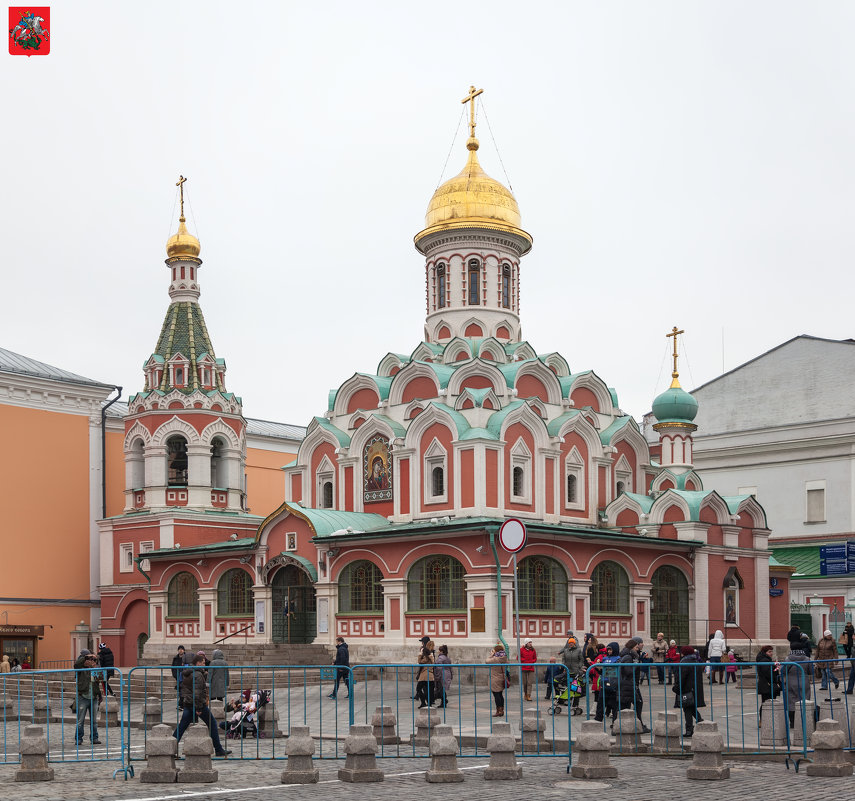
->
427 402 471 437
599 415 636 445
617 492 654 514
369 414 406 437
486 400 526 437
146 537 256 558
770 546 820 577
311 417 351 446
289 504 393 538
458 426 498 441
546 409 582 436
278 552 318 582
460 387 493 407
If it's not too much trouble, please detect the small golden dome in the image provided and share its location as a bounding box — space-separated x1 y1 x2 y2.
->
166 216 201 259
415 136 532 252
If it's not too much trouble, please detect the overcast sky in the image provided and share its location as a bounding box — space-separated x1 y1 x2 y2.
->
3 2 854 426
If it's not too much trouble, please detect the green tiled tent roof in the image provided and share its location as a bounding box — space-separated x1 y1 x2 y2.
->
153 301 223 393
770 546 819 576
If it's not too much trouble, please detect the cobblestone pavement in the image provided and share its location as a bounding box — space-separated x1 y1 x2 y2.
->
0 754 851 801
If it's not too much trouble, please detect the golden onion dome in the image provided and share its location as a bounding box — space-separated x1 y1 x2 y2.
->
415 136 532 252
166 216 201 259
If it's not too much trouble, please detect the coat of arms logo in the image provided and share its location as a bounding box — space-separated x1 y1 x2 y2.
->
9 7 50 55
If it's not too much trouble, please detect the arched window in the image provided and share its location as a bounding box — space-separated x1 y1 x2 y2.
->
407 555 465 611
591 561 630 614
338 560 384 613
175 367 184 386
129 438 145 489
512 466 524 498
432 466 444 497
616 481 625 496
567 473 578 504
518 556 568 612
166 435 188 486
210 437 226 488
468 259 481 305
167 572 199 618
322 481 333 509
501 264 511 308
217 568 253 616
437 264 446 309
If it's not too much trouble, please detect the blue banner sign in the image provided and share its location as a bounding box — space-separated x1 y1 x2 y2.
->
769 588 784 597
820 544 847 560
820 559 849 576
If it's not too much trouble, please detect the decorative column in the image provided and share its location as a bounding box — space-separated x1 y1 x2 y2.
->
314 581 338 645
186 444 211 507
571 578 593 635
197 588 216 642
380 578 407 647
630 582 652 639
253 584 273 644
148 591 168 644
692 551 710 644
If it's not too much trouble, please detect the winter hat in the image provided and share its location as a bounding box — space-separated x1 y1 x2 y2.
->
728 650 734 656
524 638 533 645
669 640 676 646
196 650 206 659
680 646 695 656
419 636 430 645
630 636 644 645
824 629 832 637
79 649 91 657
99 643 107 650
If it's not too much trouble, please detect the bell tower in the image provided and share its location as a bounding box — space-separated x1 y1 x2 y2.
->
122 177 247 514
414 87 532 345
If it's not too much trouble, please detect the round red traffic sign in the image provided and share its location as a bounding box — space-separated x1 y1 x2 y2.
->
499 518 527 553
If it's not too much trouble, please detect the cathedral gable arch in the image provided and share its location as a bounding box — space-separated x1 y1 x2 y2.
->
498 403 550 450
334 374 382 418
200 418 241 449
699 491 732 524
650 491 690 525
151 416 200 447
565 371 612 413
124 420 152 451
733 496 767 529
447 361 506 398
514 361 561 404
389 362 441 406
443 337 474 364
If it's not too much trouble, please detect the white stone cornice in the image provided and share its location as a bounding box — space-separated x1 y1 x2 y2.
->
0 373 113 415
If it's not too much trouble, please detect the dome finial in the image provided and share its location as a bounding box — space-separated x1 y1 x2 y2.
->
666 325 685 388
461 85 484 141
166 174 201 259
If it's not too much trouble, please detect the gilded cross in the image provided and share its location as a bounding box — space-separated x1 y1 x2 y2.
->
461 85 484 138
176 175 187 220
666 326 685 381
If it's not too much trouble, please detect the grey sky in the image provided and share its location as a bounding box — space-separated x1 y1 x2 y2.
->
3 2 854 426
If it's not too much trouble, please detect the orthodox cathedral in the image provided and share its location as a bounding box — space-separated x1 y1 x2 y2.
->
98 90 792 665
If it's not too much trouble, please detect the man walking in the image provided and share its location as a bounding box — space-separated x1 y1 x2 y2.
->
174 652 230 757
328 636 350 699
651 632 668 684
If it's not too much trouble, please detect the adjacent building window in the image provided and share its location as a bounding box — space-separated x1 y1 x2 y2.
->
567 473 578 504
424 438 448 504
217 568 253 616
591 560 630 614
512 466 524 497
167 572 199 618
338 560 384 613
437 264 446 309
322 481 333 509
565 448 585 511
501 264 511 308
468 259 481 305
805 480 826 523
407 555 465 611
432 466 444 497
737 486 757 498
510 439 532 504
517 556 568 612
119 543 134 573
166 435 188 486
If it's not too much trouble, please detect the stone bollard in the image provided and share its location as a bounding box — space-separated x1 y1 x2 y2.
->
611 710 649 754
258 700 284 739
281 725 319 784
140 724 178 783
806 719 853 777
143 697 163 728
1 697 17 721
99 694 121 729
571 720 617 779
371 706 399 745
686 721 730 780
759 699 787 746
178 723 218 783
339 724 383 782
791 706 816 746
484 721 521 780
521 707 548 753
652 711 682 753
411 708 441 747
425 724 464 783
15 725 54 782
31 698 50 724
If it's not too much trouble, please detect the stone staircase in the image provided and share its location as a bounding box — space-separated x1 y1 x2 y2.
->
140 642 333 668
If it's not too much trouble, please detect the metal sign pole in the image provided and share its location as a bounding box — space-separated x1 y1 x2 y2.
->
513 551 522 713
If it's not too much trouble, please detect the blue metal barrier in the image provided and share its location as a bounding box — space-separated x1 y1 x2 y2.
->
0 667 130 779
583 658 812 764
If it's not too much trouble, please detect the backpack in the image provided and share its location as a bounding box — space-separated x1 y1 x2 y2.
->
601 655 621 692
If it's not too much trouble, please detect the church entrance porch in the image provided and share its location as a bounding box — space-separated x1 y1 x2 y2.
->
272 565 317 644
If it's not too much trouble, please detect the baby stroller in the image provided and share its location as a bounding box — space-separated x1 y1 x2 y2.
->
547 671 569 715
224 689 270 739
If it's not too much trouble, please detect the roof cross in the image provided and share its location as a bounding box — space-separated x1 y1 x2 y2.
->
176 175 187 222
666 326 685 387
461 85 484 138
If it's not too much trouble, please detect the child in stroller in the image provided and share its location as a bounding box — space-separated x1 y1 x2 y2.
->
546 670 569 715
221 689 270 739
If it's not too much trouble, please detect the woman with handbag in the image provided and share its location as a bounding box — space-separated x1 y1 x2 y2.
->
673 645 705 738
755 644 780 727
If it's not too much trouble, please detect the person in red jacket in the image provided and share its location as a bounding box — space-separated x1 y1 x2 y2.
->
519 638 538 702
665 640 681 685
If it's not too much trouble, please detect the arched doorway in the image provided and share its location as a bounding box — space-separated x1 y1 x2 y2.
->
650 565 689 644
272 565 317 644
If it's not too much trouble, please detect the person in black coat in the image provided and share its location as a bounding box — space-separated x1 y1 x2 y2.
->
98 642 116 696
673 645 706 736
328 637 350 699
618 639 650 733
171 646 187 693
